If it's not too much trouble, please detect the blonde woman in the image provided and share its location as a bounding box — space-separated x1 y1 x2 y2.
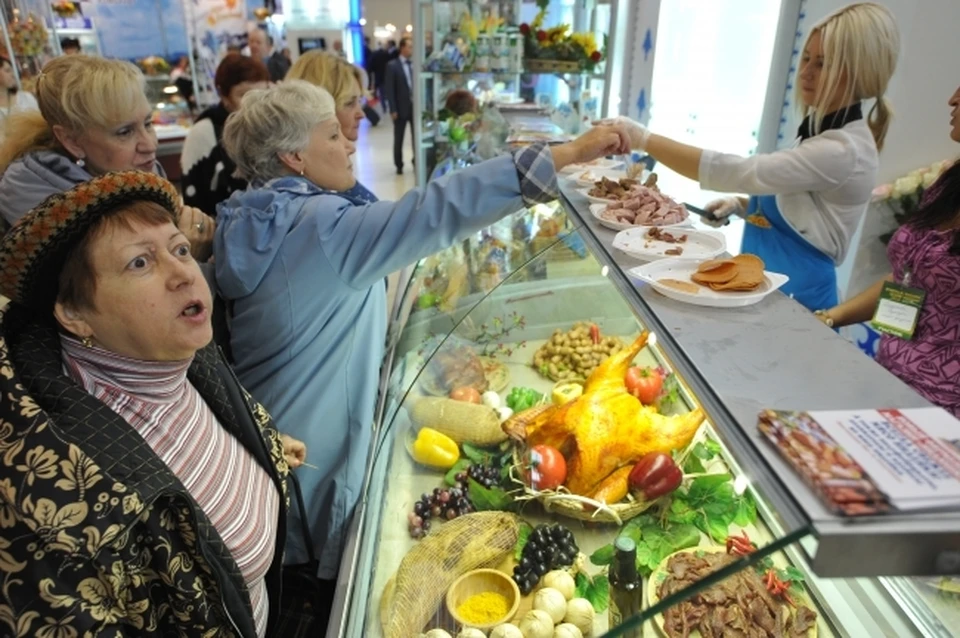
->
599 2 900 311
0 55 213 257
286 49 378 203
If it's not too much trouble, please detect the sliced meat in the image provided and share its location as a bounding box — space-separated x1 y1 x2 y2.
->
749 597 778 635
791 607 818 636
659 552 814 638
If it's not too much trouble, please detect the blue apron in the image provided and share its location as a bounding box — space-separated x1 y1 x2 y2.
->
741 194 837 311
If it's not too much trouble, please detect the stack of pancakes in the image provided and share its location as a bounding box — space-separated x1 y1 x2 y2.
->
691 254 766 291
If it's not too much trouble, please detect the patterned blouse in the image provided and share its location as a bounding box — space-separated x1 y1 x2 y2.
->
876 223 960 418
61 336 280 637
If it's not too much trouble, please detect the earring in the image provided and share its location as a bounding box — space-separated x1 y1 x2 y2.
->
299 168 305 176
81 336 93 348
76 158 85 168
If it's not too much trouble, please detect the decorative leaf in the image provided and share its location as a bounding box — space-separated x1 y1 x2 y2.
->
666 499 697 525
574 572 610 613
514 522 534 560
633 521 701 576
574 572 590 599
592 515 649 566
585 574 610 613
590 544 615 566
444 459 472 486
506 387 544 412
682 454 706 475
467 478 513 511
733 492 757 527
705 517 731 543
780 565 806 585
675 474 744 542
461 443 496 465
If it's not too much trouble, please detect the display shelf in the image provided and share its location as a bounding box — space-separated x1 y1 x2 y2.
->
329 173 960 637
556 182 960 580
412 0 624 188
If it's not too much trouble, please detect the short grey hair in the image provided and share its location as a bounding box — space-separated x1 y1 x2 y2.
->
222 80 337 183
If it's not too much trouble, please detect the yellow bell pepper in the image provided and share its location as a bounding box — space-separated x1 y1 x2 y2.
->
411 427 460 469
552 382 583 406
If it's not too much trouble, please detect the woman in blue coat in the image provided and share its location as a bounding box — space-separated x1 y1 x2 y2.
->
214 79 627 628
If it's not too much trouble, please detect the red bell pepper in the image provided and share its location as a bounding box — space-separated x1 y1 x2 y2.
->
628 452 683 500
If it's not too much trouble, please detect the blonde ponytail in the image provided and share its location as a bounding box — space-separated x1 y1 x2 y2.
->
796 3 900 151
867 95 892 152
0 110 57 174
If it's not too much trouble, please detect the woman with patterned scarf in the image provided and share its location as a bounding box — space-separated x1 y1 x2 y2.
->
0 171 303 637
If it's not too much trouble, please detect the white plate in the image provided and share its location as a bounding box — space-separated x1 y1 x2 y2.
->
558 158 624 175
578 187 621 205
574 168 644 187
628 258 790 308
613 227 726 262
589 203 692 232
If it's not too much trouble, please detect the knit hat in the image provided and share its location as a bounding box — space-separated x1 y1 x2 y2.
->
0 171 180 311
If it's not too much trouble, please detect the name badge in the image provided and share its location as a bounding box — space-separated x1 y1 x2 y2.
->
870 281 925 340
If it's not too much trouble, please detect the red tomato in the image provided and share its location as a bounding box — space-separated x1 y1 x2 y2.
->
449 387 482 403
525 445 567 490
625 366 663 405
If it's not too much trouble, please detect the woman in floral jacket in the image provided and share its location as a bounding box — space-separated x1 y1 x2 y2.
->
0 171 293 637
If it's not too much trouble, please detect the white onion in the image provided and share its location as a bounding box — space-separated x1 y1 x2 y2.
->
534 587 567 624
481 391 502 409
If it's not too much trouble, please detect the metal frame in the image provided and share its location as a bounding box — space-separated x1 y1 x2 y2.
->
0 7 20 87
560 188 960 580
756 0 806 153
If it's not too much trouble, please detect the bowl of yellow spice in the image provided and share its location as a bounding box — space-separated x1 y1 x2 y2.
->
446 568 521 630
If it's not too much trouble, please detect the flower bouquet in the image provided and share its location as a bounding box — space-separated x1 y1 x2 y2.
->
138 56 170 76
10 13 49 58
520 0 605 73
52 1 78 18
874 159 953 244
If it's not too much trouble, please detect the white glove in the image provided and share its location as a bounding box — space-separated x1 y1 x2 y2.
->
702 197 745 228
593 116 651 151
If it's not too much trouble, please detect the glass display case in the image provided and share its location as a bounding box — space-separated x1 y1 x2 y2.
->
329 173 960 637
412 0 627 188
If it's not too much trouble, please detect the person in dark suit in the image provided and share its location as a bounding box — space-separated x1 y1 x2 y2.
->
362 37 374 90
370 41 389 106
384 37 414 175
248 28 290 83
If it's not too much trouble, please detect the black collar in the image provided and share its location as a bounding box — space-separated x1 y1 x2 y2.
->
797 103 862 140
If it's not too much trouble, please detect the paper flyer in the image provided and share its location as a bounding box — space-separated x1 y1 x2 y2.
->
758 407 960 516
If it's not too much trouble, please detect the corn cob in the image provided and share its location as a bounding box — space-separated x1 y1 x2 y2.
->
410 397 507 445
384 511 521 638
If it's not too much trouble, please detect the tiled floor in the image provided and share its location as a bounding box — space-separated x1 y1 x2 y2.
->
353 113 417 202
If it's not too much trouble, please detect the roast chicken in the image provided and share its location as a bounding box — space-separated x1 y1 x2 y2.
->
504 331 705 501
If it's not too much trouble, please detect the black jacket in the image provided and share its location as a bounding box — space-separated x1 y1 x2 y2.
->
370 48 389 86
384 57 414 119
0 305 290 637
266 51 290 83
181 103 248 216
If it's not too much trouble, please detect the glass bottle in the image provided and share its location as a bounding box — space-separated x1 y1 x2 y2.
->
608 536 642 636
